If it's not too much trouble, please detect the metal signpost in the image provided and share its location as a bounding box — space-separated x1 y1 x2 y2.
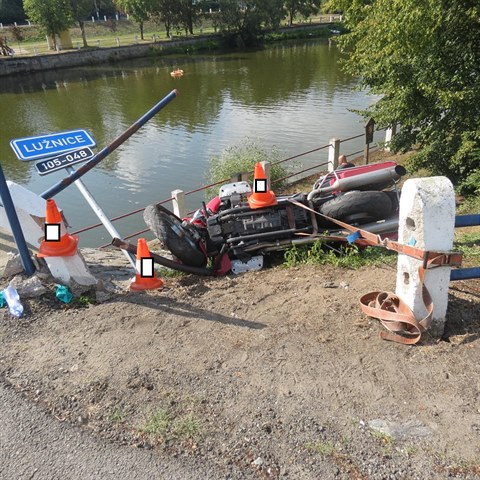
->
0 164 36 276
7 90 178 273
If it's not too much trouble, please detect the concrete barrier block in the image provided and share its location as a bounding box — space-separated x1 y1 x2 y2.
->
395 177 455 337
45 252 98 294
0 181 46 247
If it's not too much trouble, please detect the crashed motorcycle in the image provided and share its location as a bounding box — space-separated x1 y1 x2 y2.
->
114 161 406 275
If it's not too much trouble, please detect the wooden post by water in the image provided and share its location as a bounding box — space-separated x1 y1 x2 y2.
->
328 138 340 172
364 118 375 164
171 189 186 218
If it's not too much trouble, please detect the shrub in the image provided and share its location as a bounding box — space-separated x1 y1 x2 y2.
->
206 138 288 197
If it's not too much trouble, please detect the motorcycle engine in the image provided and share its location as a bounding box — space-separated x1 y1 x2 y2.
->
207 181 310 249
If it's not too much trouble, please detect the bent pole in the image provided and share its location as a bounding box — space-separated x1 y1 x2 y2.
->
41 89 178 200
0 164 36 276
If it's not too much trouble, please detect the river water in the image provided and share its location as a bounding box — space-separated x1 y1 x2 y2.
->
0 39 380 247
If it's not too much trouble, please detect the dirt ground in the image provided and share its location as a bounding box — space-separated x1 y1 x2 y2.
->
1 247 480 479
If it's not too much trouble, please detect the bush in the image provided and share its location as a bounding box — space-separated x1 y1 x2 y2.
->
206 139 288 197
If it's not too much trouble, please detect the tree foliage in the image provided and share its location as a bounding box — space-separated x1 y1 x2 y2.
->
24 0 73 49
70 0 93 47
0 0 25 24
331 0 480 193
284 0 322 26
217 0 283 46
115 0 154 39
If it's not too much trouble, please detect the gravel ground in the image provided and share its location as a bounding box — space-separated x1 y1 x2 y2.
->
1 248 480 479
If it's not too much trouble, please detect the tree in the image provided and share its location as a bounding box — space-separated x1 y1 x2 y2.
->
70 0 93 47
217 0 280 47
0 0 25 24
24 0 73 50
177 0 199 35
150 0 180 38
331 0 480 194
283 0 321 26
115 0 154 39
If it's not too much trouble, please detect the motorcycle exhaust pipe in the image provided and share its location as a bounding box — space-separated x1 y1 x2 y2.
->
307 165 406 201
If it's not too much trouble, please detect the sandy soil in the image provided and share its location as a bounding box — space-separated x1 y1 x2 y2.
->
1 248 480 479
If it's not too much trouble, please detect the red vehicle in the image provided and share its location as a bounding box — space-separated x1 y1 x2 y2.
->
142 161 406 275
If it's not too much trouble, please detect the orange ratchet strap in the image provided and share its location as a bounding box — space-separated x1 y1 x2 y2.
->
288 198 462 344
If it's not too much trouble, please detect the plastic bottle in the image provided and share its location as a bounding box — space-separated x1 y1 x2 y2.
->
3 286 24 317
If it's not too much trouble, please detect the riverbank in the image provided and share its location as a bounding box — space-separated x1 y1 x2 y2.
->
0 24 336 77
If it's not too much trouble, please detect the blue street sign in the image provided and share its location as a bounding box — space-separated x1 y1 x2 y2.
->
10 129 96 161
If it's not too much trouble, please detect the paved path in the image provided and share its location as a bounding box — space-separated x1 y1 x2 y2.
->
0 382 207 480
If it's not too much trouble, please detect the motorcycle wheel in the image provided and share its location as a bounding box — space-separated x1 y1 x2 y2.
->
319 191 394 225
143 204 207 268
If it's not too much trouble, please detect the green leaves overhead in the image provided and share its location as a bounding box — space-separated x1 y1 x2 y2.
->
24 0 73 47
331 0 480 193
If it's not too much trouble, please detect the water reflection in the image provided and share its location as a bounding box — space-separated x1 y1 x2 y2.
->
0 39 378 246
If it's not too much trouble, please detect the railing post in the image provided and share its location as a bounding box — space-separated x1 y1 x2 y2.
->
384 125 398 152
171 189 186 218
395 177 455 337
328 138 340 172
260 161 271 190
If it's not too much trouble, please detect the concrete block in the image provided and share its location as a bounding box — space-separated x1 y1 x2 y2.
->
395 177 455 337
0 181 46 247
45 251 98 295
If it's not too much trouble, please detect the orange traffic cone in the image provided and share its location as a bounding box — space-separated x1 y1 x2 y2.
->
130 238 164 291
247 162 278 209
38 199 79 258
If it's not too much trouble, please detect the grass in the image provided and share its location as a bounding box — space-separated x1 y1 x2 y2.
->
108 406 126 423
140 406 202 443
206 138 289 198
370 429 394 445
454 230 480 266
457 194 480 215
3 14 341 58
305 440 337 456
72 293 95 307
283 241 396 269
141 408 171 436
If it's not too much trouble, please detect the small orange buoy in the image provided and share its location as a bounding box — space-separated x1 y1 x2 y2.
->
170 69 184 78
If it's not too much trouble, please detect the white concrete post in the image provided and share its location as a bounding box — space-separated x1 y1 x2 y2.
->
97 39 100 47
116 37 120 46
104 15 107 21
116 13 119 21
384 125 398 152
171 189 186 218
395 177 455 337
260 161 271 190
0 23 3 29
328 138 340 173
92 16 95 22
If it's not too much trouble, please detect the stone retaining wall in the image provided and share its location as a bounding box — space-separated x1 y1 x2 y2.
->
0 36 218 77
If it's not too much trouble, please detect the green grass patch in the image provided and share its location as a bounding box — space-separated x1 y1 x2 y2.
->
72 293 95 307
141 408 171 436
283 242 395 269
140 406 202 443
206 138 289 198
305 440 336 456
108 406 126 424
172 413 202 440
457 194 480 215
370 429 394 445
